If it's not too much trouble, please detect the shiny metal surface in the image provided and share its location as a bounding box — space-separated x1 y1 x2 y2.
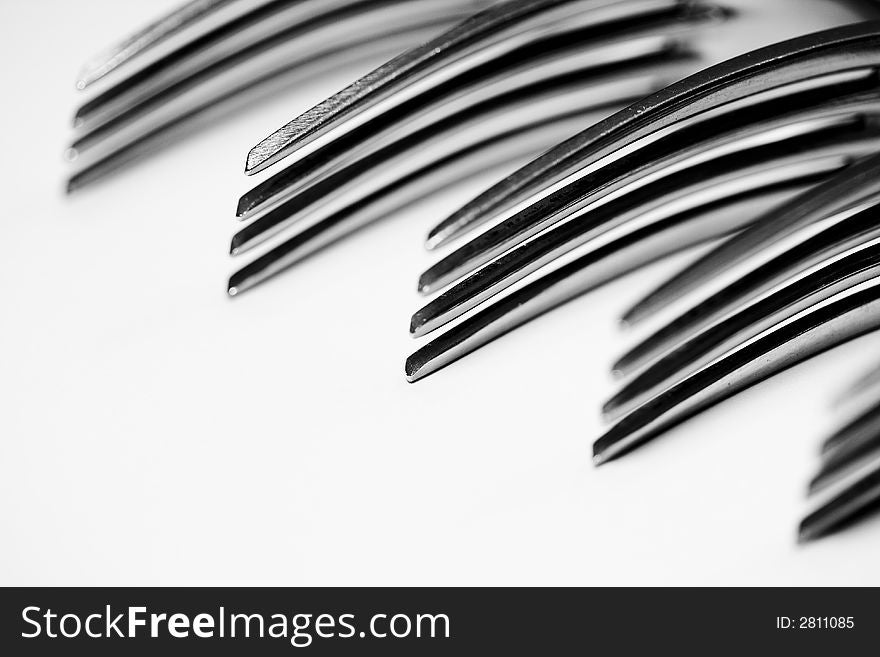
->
66 0 494 190
406 22 880 382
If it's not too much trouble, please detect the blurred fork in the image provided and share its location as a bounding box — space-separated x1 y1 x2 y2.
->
800 368 880 541
66 0 496 191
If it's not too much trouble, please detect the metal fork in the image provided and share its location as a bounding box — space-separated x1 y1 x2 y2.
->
226 0 745 295
405 18 880 383
66 0 496 191
800 366 880 541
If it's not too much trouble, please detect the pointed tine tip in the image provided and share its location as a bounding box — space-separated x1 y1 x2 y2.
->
619 306 645 328
797 521 819 544
807 474 826 497
227 270 250 298
592 438 616 467
600 399 622 424
418 276 433 296
229 235 243 256
404 356 421 383
75 79 87 91
63 147 79 163
425 233 445 251
820 437 843 456
235 196 249 219
244 146 269 176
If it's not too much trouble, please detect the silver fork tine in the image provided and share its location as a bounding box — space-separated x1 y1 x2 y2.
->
66 21 448 192
416 37 880 296
241 0 697 176
594 157 880 461
230 55 699 258
405 180 820 382
800 362 880 542
227 115 597 296
227 73 669 295
421 10 880 255
75 0 480 129
603 207 880 422
71 1 476 152
404 23 880 381
593 276 880 465
613 154 880 377
410 104 880 338
799 461 880 542
76 0 249 91
68 0 487 190
810 403 880 493
234 26 706 227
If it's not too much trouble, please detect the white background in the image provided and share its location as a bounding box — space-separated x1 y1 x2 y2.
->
2 0 880 585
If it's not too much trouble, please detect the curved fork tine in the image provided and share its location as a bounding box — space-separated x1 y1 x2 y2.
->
410 103 880 337
74 0 484 129
810 406 880 494
624 138 880 326
76 0 251 91
418 71 880 296
800 459 880 543
604 215 880 422
613 156 880 377
404 163 837 382
66 23 445 193
592 277 880 465
834 362 880 410
231 55 700 255
70 0 479 157
227 117 594 297
227 75 666 295
421 21 880 256
242 0 697 176
824 398 880 455
235 13 716 225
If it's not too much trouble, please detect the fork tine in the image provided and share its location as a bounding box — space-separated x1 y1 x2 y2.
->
810 416 880 494
593 277 880 465
613 155 880 377
799 459 880 543
410 104 880 337
603 211 880 422
622 138 880 327
403 26 880 381
235 23 709 227
420 21 880 255
417 41 880 295
405 182 818 382
231 55 701 257
74 0 481 128
76 0 248 91
800 373 880 542
226 74 667 295
70 1 475 154
241 0 706 176
67 1 489 190
66 22 447 192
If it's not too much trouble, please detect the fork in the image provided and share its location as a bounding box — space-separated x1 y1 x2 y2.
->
66 0 496 191
800 365 880 541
